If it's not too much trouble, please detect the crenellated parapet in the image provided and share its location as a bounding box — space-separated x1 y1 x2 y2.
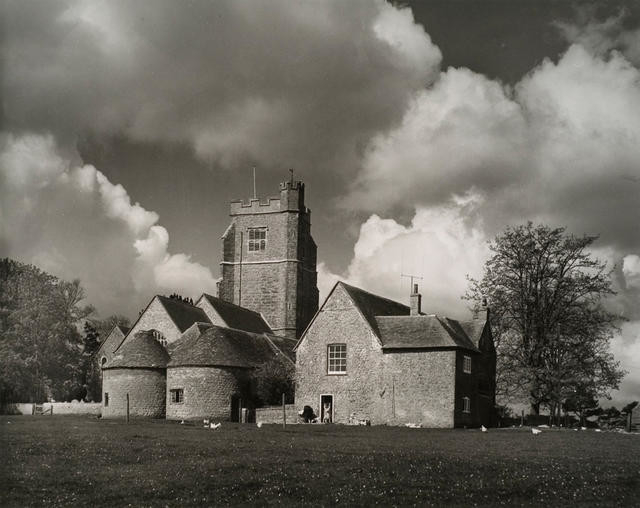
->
230 197 281 215
230 179 308 215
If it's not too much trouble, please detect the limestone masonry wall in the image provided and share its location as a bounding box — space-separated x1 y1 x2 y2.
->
382 350 456 428
255 404 298 424
296 284 386 424
220 182 318 339
127 297 181 345
102 368 166 418
166 366 250 421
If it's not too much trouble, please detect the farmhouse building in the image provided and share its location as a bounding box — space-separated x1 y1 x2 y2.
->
295 282 496 428
100 177 496 427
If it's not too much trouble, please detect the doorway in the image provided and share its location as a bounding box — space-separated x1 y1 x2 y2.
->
230 395 241 422
320 394 333 423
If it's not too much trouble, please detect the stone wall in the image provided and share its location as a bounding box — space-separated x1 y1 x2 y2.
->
1 402 102 415
219 183 318 339
166 366 250 421
381 350 456 428
453 350 479 428
102 368 166 418
255 404 299 424
127 297 181 345
296 284 388 424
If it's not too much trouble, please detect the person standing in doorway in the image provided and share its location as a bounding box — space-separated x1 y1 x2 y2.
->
323 401 332 423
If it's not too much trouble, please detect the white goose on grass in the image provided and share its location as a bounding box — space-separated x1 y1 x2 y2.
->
531 428 542 435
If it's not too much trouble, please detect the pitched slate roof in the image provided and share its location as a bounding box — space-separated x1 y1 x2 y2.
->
168 322 212 354
106 330 170 369
199 294 272 334
157 295 211 332
375 315 479 352
264 334 297 363
340 282 409 337
168 325 284 368
460 319 487 349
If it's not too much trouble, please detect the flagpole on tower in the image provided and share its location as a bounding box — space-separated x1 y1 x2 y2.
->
253 166 257 200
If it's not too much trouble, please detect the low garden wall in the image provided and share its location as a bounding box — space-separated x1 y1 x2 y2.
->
1 402 102 415
255 404 298 424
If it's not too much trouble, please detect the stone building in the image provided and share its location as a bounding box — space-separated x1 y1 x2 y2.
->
102 330 169 418
166 324 293 421
295 282 496 428
217 179 319 340
102 290 293 419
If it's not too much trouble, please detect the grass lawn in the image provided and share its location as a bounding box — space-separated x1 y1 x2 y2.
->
1 416 639 506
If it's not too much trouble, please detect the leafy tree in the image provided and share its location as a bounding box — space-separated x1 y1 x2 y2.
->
0 258 94 403
252 357 295 406
465 224 625 414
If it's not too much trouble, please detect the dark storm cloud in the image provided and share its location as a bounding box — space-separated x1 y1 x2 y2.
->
3 0 441 175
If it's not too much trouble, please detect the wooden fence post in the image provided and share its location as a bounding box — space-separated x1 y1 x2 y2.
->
126 393 130 423
282 393 286 429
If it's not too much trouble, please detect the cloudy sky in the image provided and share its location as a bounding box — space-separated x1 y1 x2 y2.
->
2 0 640 405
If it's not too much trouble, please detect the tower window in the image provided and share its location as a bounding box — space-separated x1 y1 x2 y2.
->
170 389 184 404
248 228 267 251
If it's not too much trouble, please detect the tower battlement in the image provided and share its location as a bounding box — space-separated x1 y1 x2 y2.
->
230 179 307 215
230 197 281 215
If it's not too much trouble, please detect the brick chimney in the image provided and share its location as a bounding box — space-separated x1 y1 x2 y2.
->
410 283 422 316
475 297 490 320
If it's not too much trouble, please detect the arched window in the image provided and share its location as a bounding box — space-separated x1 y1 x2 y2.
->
101 357 107 366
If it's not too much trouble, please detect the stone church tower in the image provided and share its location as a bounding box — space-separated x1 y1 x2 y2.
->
218 178 319 339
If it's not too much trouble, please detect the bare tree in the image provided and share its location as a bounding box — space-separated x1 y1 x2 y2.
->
465 223 625 415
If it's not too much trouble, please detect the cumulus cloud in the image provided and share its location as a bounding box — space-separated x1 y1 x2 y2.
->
350 45 640 252
3 0 441 176
555 7 640 66
318 192 490 318
0 133 218 316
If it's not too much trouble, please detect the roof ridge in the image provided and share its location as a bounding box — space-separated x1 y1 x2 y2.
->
203 293 265 315
339 281 409 309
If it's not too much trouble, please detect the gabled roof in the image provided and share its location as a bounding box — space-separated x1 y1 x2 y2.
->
264 334 297 363
168 325 284 369
460 319 487 349
340 282 409 337
96 324 130 356
375 315 479 352
168 322 212 354
198 294 272 334
105 330 169 369
156 295 211 332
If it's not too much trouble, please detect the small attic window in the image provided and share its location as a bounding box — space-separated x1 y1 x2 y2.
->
101 357 107 366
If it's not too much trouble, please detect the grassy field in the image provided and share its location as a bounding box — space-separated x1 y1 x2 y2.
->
1 416 639 506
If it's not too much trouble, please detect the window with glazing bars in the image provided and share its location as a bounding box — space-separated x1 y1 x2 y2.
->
327 344 347 374
248 228 267 251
